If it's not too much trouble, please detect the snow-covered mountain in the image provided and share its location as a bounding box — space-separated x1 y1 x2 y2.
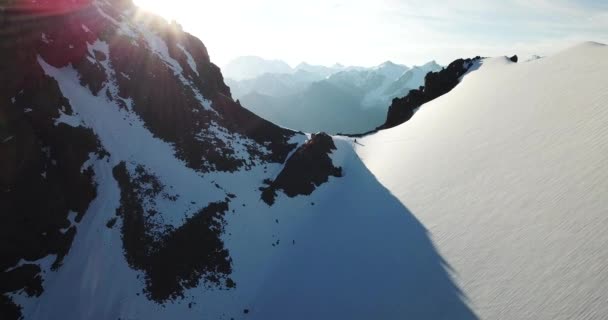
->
223 57 352 82
235 61 441 134
225 70 326 99
0 1 464 319
222 56 293 81
223 59 354 99
381 60 443 102
294 62 348 78
3 1 608 320
372 60 409 80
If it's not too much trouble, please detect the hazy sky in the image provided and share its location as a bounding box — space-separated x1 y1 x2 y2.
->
134 0 608 68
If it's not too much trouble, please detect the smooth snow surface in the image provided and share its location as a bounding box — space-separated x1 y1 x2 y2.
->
357 42 608 320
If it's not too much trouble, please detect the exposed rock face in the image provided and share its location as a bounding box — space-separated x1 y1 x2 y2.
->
0 0 311 317
112 162 234 302
380 56 482 130
509 55 518 63
0 10 107 314
262 133 343 205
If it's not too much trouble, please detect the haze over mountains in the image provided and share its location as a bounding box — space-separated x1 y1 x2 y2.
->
222 56 294 81
224 57 442 133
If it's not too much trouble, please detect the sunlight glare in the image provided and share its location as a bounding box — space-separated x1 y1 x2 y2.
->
132 0 243 65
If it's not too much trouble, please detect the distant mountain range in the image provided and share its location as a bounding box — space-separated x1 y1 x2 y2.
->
222 56 294 81
224 57 442 134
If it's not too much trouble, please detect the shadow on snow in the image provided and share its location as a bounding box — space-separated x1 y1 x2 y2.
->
249 144 478 319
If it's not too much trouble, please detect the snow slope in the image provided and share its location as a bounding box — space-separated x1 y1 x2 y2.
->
357 42 608 319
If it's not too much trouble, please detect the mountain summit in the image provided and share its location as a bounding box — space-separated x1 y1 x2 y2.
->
222 56 293 80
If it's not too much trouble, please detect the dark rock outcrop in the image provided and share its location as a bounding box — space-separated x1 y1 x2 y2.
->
0 38 106 317
380 56 482 129
509 55 518 63
262 133 343 205
0 294 22 320
112 162 234 302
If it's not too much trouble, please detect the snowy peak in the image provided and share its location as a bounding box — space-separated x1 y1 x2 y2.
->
378 60 398 66
571 40 606 48
376 60 405 69
231 58 442 134
294 62 342 78
400 60 443 82
551 41 606 59
222 56 293 80
420 60 440 69
373 60 409 81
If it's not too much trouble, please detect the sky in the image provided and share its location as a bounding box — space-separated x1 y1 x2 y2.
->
133 0 608 68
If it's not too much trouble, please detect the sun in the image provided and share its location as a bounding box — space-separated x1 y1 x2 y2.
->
129 0 244 66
